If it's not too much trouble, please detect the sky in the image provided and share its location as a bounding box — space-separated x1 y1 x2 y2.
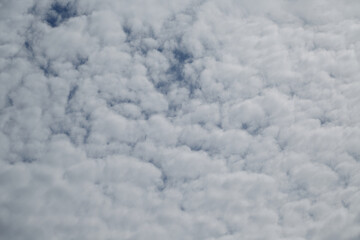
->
1 0 360 239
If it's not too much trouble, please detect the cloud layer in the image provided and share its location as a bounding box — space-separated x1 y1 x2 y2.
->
1 0 360 239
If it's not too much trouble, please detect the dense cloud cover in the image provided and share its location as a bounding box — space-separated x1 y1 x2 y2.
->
1 0 360 239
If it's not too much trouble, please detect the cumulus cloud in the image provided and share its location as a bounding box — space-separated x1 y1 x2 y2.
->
1 0 360 239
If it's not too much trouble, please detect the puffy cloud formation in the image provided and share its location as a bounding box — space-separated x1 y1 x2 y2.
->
1 0 360 239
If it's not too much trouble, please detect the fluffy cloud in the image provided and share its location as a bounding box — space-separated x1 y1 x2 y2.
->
1 0 360 239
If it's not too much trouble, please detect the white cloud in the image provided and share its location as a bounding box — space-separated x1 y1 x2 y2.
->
1 0 360 239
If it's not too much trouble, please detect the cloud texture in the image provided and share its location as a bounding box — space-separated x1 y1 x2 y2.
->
1 0 360 239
